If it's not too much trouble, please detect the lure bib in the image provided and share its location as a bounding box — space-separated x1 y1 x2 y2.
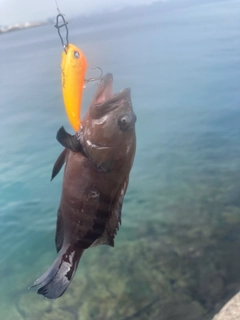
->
61 44 88 132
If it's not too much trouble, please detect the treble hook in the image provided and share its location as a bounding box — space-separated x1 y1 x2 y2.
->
85 67 104 83
55 14 69 52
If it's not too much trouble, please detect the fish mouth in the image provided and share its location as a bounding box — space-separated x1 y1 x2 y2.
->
93 73 131 106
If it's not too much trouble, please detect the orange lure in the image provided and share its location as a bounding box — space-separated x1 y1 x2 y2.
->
61 44 88 132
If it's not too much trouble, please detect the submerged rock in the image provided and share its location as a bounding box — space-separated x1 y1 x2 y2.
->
123 296 206 320
2 307 23 320
13 214 240 319
17 291 52 318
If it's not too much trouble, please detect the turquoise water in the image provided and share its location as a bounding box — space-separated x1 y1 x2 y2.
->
1 0 240 319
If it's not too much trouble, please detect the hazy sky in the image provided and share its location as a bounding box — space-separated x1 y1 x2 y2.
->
0 0 155 25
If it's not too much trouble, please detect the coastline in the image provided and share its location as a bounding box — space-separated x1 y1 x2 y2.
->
0 20 53 34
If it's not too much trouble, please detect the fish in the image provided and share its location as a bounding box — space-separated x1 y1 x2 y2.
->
30 73 137 299
61 43 88 132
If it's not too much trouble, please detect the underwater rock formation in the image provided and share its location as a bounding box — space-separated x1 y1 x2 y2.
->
10 216 240 320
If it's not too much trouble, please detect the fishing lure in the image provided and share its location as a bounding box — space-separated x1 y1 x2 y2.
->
55 14 102 132
61 43 87 131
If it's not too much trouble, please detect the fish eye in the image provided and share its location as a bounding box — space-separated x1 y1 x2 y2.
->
74 51 80 59
118 113 133 131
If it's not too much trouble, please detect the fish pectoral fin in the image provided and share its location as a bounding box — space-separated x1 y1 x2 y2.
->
56 126 83 153
51 148 68 181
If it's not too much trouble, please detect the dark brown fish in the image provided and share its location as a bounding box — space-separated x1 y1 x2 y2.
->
30 74 136 299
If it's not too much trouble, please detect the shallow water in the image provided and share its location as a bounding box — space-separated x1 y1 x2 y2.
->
1 0 240 319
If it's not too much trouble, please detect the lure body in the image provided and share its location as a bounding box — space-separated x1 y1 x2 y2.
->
61 44 88 131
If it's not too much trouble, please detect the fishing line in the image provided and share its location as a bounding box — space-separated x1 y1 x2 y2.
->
52 0 104 131
55 0 61 14
55 14 69 50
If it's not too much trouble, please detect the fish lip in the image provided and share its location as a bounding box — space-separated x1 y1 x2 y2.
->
85 138 112 150
93 73 131 106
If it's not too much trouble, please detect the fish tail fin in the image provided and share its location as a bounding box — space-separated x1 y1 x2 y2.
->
30 244 84 299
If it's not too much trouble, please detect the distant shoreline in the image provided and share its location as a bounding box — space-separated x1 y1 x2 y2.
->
0 20 54 34
0 1 168 35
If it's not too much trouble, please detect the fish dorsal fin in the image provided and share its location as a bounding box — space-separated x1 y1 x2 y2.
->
90 178 129 248
108 177 129 235
56 126 83 153
51 148 69 181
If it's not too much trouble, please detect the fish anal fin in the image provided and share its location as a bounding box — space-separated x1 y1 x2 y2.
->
55 211 64 253
51 149 68 181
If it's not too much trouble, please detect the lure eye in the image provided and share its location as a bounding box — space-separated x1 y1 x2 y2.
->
74 51 80 59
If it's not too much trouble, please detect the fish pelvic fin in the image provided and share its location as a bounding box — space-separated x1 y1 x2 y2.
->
30 244 84 299
56 126 83 153
51 148 68 181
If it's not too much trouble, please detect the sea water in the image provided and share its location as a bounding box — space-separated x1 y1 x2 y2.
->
1 0 240 319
